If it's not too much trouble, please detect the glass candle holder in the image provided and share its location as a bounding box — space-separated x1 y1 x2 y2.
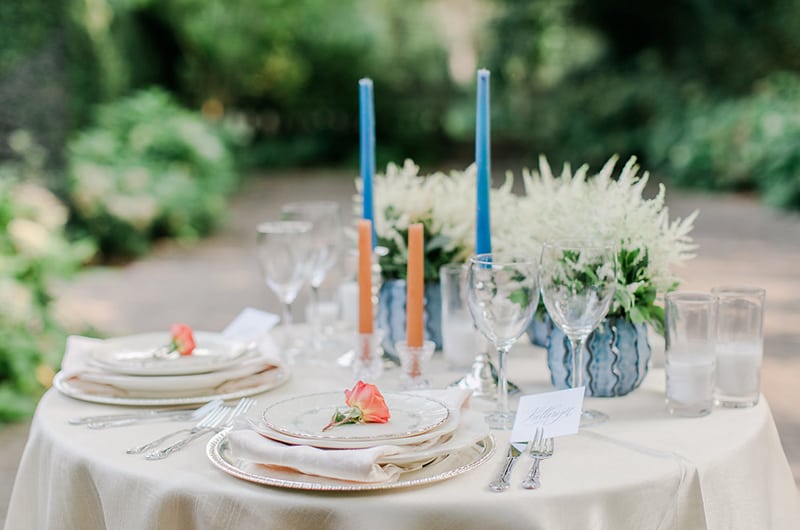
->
395 340 435 390
353 330 383 383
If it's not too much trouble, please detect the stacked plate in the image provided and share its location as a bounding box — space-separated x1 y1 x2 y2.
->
53 331 289 406
207 391 495 491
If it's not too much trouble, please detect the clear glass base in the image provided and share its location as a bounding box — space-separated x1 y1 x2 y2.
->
485 409 515 430
450 353 521 399
715 396 759 408
580 408 609 427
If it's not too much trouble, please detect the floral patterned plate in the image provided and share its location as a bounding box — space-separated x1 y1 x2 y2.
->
261 392 449 442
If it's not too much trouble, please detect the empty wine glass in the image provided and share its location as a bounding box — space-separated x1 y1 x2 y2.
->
538 240 617 426
281 201 342 350
256 221 314 361
467 254 539 429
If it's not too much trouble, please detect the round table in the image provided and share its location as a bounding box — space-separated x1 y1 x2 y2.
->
5 347 800 530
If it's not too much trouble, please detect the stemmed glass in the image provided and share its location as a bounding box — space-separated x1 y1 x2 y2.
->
467 253 539 429
255 221 314 361
280 201 342 349
538 240 617 426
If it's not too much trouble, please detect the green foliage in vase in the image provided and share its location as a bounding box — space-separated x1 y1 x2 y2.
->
512 155 696 333
0 131 94 421
66 87 246 258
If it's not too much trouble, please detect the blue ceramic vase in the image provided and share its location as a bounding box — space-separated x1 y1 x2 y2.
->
546 316 651 397
377 279 443 357
527 313 554 348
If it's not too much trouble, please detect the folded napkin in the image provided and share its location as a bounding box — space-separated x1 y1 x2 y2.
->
229 430 408 483
58 308 282 398
228 388 487 484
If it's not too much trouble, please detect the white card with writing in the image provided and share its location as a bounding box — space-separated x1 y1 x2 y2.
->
510 387 585 444
222 307 280 342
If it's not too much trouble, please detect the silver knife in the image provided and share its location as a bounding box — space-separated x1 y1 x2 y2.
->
488 442 525 492
68 400 221 426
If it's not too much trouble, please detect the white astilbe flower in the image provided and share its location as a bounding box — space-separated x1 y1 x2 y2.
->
357 159 518 280
517 155 698 330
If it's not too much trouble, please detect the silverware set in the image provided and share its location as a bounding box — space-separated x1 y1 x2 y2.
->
69 397 256 459
489 427 555 492
144 397 255 460
70 399 225 429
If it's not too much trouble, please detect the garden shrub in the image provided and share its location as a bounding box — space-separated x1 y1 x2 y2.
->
0 131 94 421
650 72 800 210
67 87 246 258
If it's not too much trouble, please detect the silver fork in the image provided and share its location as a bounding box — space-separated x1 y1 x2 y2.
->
126 402 227 455
144 397 256 460
521 427 555 489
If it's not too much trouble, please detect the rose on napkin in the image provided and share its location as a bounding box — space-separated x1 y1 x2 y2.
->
322 381 390 432
170 323 195 356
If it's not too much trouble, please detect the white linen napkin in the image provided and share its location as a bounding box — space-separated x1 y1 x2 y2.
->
229 430 408 483
227 388 484 483
58 308 281 397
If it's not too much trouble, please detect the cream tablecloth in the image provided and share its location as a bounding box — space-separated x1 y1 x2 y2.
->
5 348 799 530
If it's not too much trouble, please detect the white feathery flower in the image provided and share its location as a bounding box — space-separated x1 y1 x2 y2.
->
516 155 697 330
360 159 519 279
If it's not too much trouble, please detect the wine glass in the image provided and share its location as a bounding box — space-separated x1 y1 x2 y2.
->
538 240 617 426
280 201 342 349
255 221 314 361
467 253 539 429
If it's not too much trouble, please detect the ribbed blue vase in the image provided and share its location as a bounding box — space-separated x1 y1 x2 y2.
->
377 279 443 357
546 316 651 397
526 313 554 348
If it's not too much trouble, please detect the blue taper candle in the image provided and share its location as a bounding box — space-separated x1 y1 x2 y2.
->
359 78 376 247
475 69 492 255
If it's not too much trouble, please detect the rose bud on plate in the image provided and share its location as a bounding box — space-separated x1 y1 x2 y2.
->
322 380 390 431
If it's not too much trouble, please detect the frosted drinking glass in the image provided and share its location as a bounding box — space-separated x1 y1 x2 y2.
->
665 292 717 417
712 286 765 408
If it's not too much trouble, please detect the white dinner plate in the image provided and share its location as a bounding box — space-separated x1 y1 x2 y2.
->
261 392 450 442
206 429 495 491
89 331 251 376
52 362 290 407
250 406 462 450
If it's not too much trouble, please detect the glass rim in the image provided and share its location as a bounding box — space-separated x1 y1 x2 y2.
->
439 262 467 272
256 220 313 234
665 291 716 304
470 253 538 265
710 286 766 299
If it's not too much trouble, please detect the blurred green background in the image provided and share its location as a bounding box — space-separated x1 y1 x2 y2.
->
4 0 800 269
5 0 800 209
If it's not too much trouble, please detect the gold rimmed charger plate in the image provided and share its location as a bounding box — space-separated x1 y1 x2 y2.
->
206 429 495 492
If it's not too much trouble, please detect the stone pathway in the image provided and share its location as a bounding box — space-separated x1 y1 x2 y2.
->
2 168 798 524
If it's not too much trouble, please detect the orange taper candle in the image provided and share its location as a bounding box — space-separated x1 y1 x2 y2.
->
406 223 424 348
358 219 373 334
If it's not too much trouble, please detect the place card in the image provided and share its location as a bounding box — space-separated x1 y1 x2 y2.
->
510 387 585 444
222 307 280 342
